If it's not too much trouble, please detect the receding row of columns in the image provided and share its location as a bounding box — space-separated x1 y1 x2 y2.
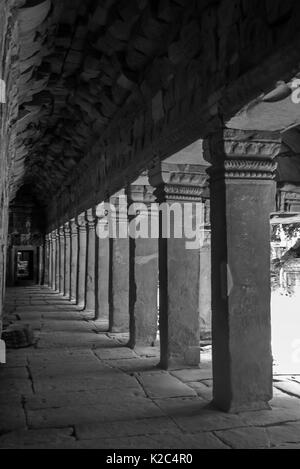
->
43 163 209 369
42 129 282 413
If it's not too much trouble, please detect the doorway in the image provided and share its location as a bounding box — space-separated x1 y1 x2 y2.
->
16 250 34 281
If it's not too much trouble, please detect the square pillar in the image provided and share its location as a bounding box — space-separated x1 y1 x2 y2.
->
38 245 44 285
85 208 96 312
95 203 109 321
58 226 65 294
50 231 56 290
204 129 281 412
149 162 207 369
43 234 50 286
63 222 71 298
76 213 87 308
70 219 78 303
108 190 129 333
54 229 60 292
199 200 212 340
126 178 158 349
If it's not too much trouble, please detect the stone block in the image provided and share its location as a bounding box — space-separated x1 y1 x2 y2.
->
137 371 197 398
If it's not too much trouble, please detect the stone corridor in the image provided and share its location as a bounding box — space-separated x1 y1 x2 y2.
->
0 287 300 449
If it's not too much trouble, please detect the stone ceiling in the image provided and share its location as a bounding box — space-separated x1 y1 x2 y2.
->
13 0 197 205
10 0 300 207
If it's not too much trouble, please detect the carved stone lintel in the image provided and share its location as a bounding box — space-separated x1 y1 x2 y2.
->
148 161 208 202
204 129 282 182
276 189 300 212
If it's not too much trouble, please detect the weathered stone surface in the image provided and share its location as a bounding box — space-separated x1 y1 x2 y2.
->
3 286 300 449
187 382 213 401
171 367 212 382
267 422 300 447
94 347 138 360
75 417 179 440
0 405 27 433
216 427 270 449
27 397 164 428
137 371 197 398
0 428 74 449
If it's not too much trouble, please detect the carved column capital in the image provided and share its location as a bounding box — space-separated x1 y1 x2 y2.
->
110 189 128 222
70 218 78 237
51 229 58 241
204 129 282 182
58 226 65 239
63 222 71 238
76 213 87 232
85 208 97 230
126 171 155 205
148 161 208 202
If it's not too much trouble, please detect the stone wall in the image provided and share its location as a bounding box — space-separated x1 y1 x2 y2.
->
0 0 22 333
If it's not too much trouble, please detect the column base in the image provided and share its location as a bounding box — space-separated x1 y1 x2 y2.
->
160 346 201 370
212 398 272 414
127 338 157 350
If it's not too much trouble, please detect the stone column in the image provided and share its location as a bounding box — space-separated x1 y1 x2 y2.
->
85 208 96 312
199 199 211 340
54 229 60 291
204 129 281 412
149 162 207 369
76 213 87 308
109 190 130 332
58 226 65 294
95 202 110 321
126 177 158 349
70 219 78 303
50 231 57 290
64 222 71 298
44 234 50 286
38 244 44 285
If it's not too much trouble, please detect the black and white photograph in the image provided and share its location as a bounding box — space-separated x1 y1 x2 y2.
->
1 0 300 454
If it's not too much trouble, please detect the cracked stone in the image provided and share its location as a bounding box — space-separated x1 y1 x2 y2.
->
216 427 270 449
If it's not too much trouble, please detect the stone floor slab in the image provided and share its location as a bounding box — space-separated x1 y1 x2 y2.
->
137 371 197 398
215 427 270 449
27 399 164 428
3 286 300 449
171 366 212 382
75 417 179 440
94 347 139 360
0 428 74 448
0 404 27 433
